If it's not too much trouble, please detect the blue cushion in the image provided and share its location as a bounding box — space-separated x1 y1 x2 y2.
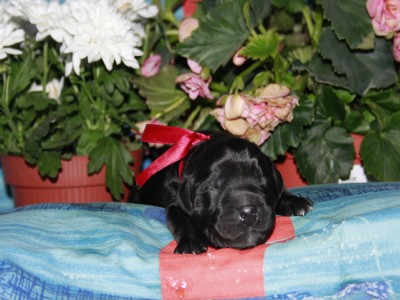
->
0 182 399 299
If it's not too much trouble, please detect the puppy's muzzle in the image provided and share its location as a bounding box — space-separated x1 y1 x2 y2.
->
239 205 258 226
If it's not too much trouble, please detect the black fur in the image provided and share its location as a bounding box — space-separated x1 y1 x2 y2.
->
135 132 313 254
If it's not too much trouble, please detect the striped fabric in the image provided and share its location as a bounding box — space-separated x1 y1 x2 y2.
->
0 182 399 299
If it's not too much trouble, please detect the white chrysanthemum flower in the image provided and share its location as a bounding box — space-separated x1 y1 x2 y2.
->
0 2 13 23
29 77 65 103
0 23 25 60
62 0 143 75
6 0 45 19
110 0 158 21
9 0 73 43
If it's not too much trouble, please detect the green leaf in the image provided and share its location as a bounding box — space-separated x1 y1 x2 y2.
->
364 89 400 112
8 53 37 100
315 86 346 122
321 0 375 49
135 65 185 110
112 69 131 94
37 152 61 179
42 130 81 151
363 90 400 128
199 0 226 13
319 29 397 95
361 112 400 181
175 0 250 71
88 137 133 200
261 95 314 159
288 46 315 64
252 71 273 88
294 54 348 89
272 0 306 12
230 76 245 92
111 89 124 107
249 0 272 26
76 129 104 155
343 111 371 134
295 122 355 184
321 0 375 50
134 65 190 122
27 93 56 111
241 31 283 60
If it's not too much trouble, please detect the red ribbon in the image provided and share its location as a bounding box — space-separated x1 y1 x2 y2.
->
135 124 210 187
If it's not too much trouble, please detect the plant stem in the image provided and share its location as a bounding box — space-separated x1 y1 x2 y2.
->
42 41 49 93
163 11 180 28
258 24 268 35
210 82 229 93
140 24 151 64
302 7 314 40
153 96 186 119
237 60 263 79
1 73 9 107
302 6 322 47
79 75 96 104
183 105 201 128
1 74 22 149
165 29 179 37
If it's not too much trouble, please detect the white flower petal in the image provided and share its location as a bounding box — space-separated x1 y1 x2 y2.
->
137 5 158 18
72 53 81 75
0 24 25 60
65 60 73 77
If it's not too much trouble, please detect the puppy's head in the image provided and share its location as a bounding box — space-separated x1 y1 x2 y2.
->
178 134 284 249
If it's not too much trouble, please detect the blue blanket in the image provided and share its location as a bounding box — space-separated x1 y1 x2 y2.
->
0 182 399 299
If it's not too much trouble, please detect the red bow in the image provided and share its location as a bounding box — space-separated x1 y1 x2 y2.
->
135 124 210 187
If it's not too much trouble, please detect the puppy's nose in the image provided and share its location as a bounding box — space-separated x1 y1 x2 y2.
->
239 206 258 226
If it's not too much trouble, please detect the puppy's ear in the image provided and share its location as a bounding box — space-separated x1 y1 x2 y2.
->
177 179 194 215
259 154 284 202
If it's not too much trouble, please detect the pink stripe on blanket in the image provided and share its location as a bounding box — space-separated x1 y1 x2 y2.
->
160 216 294 299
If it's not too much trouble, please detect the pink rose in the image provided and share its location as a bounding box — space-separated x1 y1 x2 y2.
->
367 0 400 36
211 84 299 145
176 73 214 100
141 54 162 77
393 33 400 61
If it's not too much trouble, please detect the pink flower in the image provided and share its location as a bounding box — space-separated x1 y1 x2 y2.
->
211 84 299 145
187 59 202 74
367 0 400 36
393 33 400 61
176 73 214 100
232 47 247 66
141 54 162 77
178 18 199 42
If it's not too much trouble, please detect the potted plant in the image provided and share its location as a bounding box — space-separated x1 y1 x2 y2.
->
133 0 400 186
0 0 159 204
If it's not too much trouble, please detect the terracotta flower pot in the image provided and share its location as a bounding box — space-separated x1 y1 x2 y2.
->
276 134 366 188
275 154 307 188
0 149 143 207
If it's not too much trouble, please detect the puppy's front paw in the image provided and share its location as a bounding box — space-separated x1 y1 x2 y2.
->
277 191 314 216
288 196 313 216
174 236 208 254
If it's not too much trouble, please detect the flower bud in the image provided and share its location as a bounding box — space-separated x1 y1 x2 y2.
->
232 47 247 66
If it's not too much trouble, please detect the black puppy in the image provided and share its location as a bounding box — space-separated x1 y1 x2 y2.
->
136 131 313 254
